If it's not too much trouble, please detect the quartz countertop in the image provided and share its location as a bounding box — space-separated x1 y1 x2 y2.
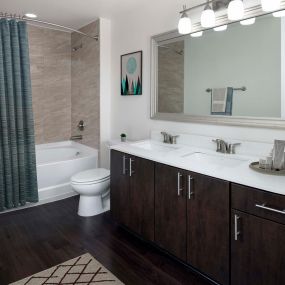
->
111 139 285 196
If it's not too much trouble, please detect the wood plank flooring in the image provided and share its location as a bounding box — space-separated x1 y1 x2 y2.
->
0 197 213 285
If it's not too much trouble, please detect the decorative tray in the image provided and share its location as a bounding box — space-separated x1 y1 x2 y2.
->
249 162 285 176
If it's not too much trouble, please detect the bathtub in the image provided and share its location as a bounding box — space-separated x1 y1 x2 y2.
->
36 141 98 202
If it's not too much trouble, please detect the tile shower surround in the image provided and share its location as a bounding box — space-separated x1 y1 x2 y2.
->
28 20 100 149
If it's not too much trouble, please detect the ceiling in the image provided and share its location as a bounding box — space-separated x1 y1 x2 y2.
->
0 0 259 30
0 0 205 29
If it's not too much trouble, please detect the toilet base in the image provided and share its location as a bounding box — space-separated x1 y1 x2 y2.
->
78 195 106 217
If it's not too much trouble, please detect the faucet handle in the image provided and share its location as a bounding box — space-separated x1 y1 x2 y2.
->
161 132 169 143
228 143 241 154
212 139 222 151
170 135 179 145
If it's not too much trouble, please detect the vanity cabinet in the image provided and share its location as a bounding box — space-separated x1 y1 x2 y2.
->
155 163 230 284
111 151 285 285
155 164 187 261
231 184 285 285
110 150 155 241
187 173 230 285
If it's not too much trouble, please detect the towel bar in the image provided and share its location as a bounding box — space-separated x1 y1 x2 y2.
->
206 87 247 93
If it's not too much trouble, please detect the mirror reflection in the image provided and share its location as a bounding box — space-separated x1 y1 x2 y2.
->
157 15 283 118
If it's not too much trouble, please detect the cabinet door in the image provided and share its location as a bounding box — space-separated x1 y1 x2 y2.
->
110 150 130 227
129 156 155 241
231 210 285 285
155 163 187 261
187 173 230 285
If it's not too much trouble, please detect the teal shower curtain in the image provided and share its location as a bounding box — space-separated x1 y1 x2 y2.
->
0 19 38 211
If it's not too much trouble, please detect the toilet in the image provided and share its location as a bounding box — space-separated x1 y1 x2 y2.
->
71 168 110 217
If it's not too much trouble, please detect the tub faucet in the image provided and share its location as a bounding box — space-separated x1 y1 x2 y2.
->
70 135 83 141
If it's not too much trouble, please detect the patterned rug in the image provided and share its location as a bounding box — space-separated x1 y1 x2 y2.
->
10 253 124 285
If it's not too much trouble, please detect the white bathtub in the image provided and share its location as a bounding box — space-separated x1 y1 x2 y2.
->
36 141 98 202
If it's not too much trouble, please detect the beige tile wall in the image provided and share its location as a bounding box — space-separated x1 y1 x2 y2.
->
158 41 184 113
71 20 100 149
28 20 100 149
29 25 72 144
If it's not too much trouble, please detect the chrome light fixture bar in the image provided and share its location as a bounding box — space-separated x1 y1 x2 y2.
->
0 12 99 41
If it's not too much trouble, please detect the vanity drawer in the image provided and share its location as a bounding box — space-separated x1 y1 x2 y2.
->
232 184 285 225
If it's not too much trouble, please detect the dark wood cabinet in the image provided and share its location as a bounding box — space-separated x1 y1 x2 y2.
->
111 151 285 285
231 210 285 285
155 164 230 283
187 173 230 285
128 155 155 241
231 184 285 285
110 150 155 241
110 150 130 227
155 163 187 261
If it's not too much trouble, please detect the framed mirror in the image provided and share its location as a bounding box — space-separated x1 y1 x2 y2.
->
151 9 285 129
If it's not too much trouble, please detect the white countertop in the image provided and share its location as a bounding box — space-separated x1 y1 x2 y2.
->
111 139 285 196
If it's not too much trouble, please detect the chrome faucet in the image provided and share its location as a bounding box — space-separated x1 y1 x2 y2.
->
161 132 179 144
212 139 241 154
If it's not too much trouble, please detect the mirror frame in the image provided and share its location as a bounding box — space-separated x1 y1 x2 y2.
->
150 3 285 129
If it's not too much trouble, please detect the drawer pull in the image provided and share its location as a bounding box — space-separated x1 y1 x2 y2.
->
255 203 285 215
177 172 183 196
129 158 135 177
122 155 128 175
188 175 194 200
234 214 241 241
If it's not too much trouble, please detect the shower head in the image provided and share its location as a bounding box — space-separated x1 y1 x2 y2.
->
72 43 83 52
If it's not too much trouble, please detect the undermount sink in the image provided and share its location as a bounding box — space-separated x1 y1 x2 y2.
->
131 141 180 152
182 152 248 168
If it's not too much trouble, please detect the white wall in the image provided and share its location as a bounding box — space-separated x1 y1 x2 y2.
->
100 18 112 168
109 1 285 152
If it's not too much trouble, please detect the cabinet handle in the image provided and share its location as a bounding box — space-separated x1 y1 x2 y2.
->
188 175 194 200
255 203 285 215
234 214 241 241
129 158 134 177
177 172 183 196
122 155 128 175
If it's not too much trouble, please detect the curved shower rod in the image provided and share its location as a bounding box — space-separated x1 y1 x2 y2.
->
0 12 99 41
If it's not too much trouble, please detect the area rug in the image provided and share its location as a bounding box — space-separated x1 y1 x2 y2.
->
10 253 124 285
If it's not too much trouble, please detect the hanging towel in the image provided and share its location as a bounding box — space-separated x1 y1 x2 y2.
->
211 87 233 116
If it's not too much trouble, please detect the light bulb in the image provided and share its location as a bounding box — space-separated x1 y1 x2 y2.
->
191 31 203 37
228 0 244 21
24 13 37 18
178 12 192 34
273 10 285 17
261 0 280 12
214 25 227 31
201 7 216 28
240 18 256 25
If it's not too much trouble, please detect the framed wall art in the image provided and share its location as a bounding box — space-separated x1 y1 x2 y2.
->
121 51 142 96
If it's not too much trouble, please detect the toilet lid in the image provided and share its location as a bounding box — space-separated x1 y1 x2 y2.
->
71 168 110 184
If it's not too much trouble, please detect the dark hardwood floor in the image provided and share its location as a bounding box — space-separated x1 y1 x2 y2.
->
0 197 213 285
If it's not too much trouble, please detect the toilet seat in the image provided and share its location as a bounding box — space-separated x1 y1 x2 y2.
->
71 168 110 185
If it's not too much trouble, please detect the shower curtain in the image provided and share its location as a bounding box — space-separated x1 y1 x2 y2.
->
0 19 38 211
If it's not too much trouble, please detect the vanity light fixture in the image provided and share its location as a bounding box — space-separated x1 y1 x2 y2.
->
273 10 285 17
191 31 203 37
261 0 280 12
214 25 228 31
228 0 244 20
24 13 37 18
240 17 256 25
178 5 192 34
201 0 216 28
